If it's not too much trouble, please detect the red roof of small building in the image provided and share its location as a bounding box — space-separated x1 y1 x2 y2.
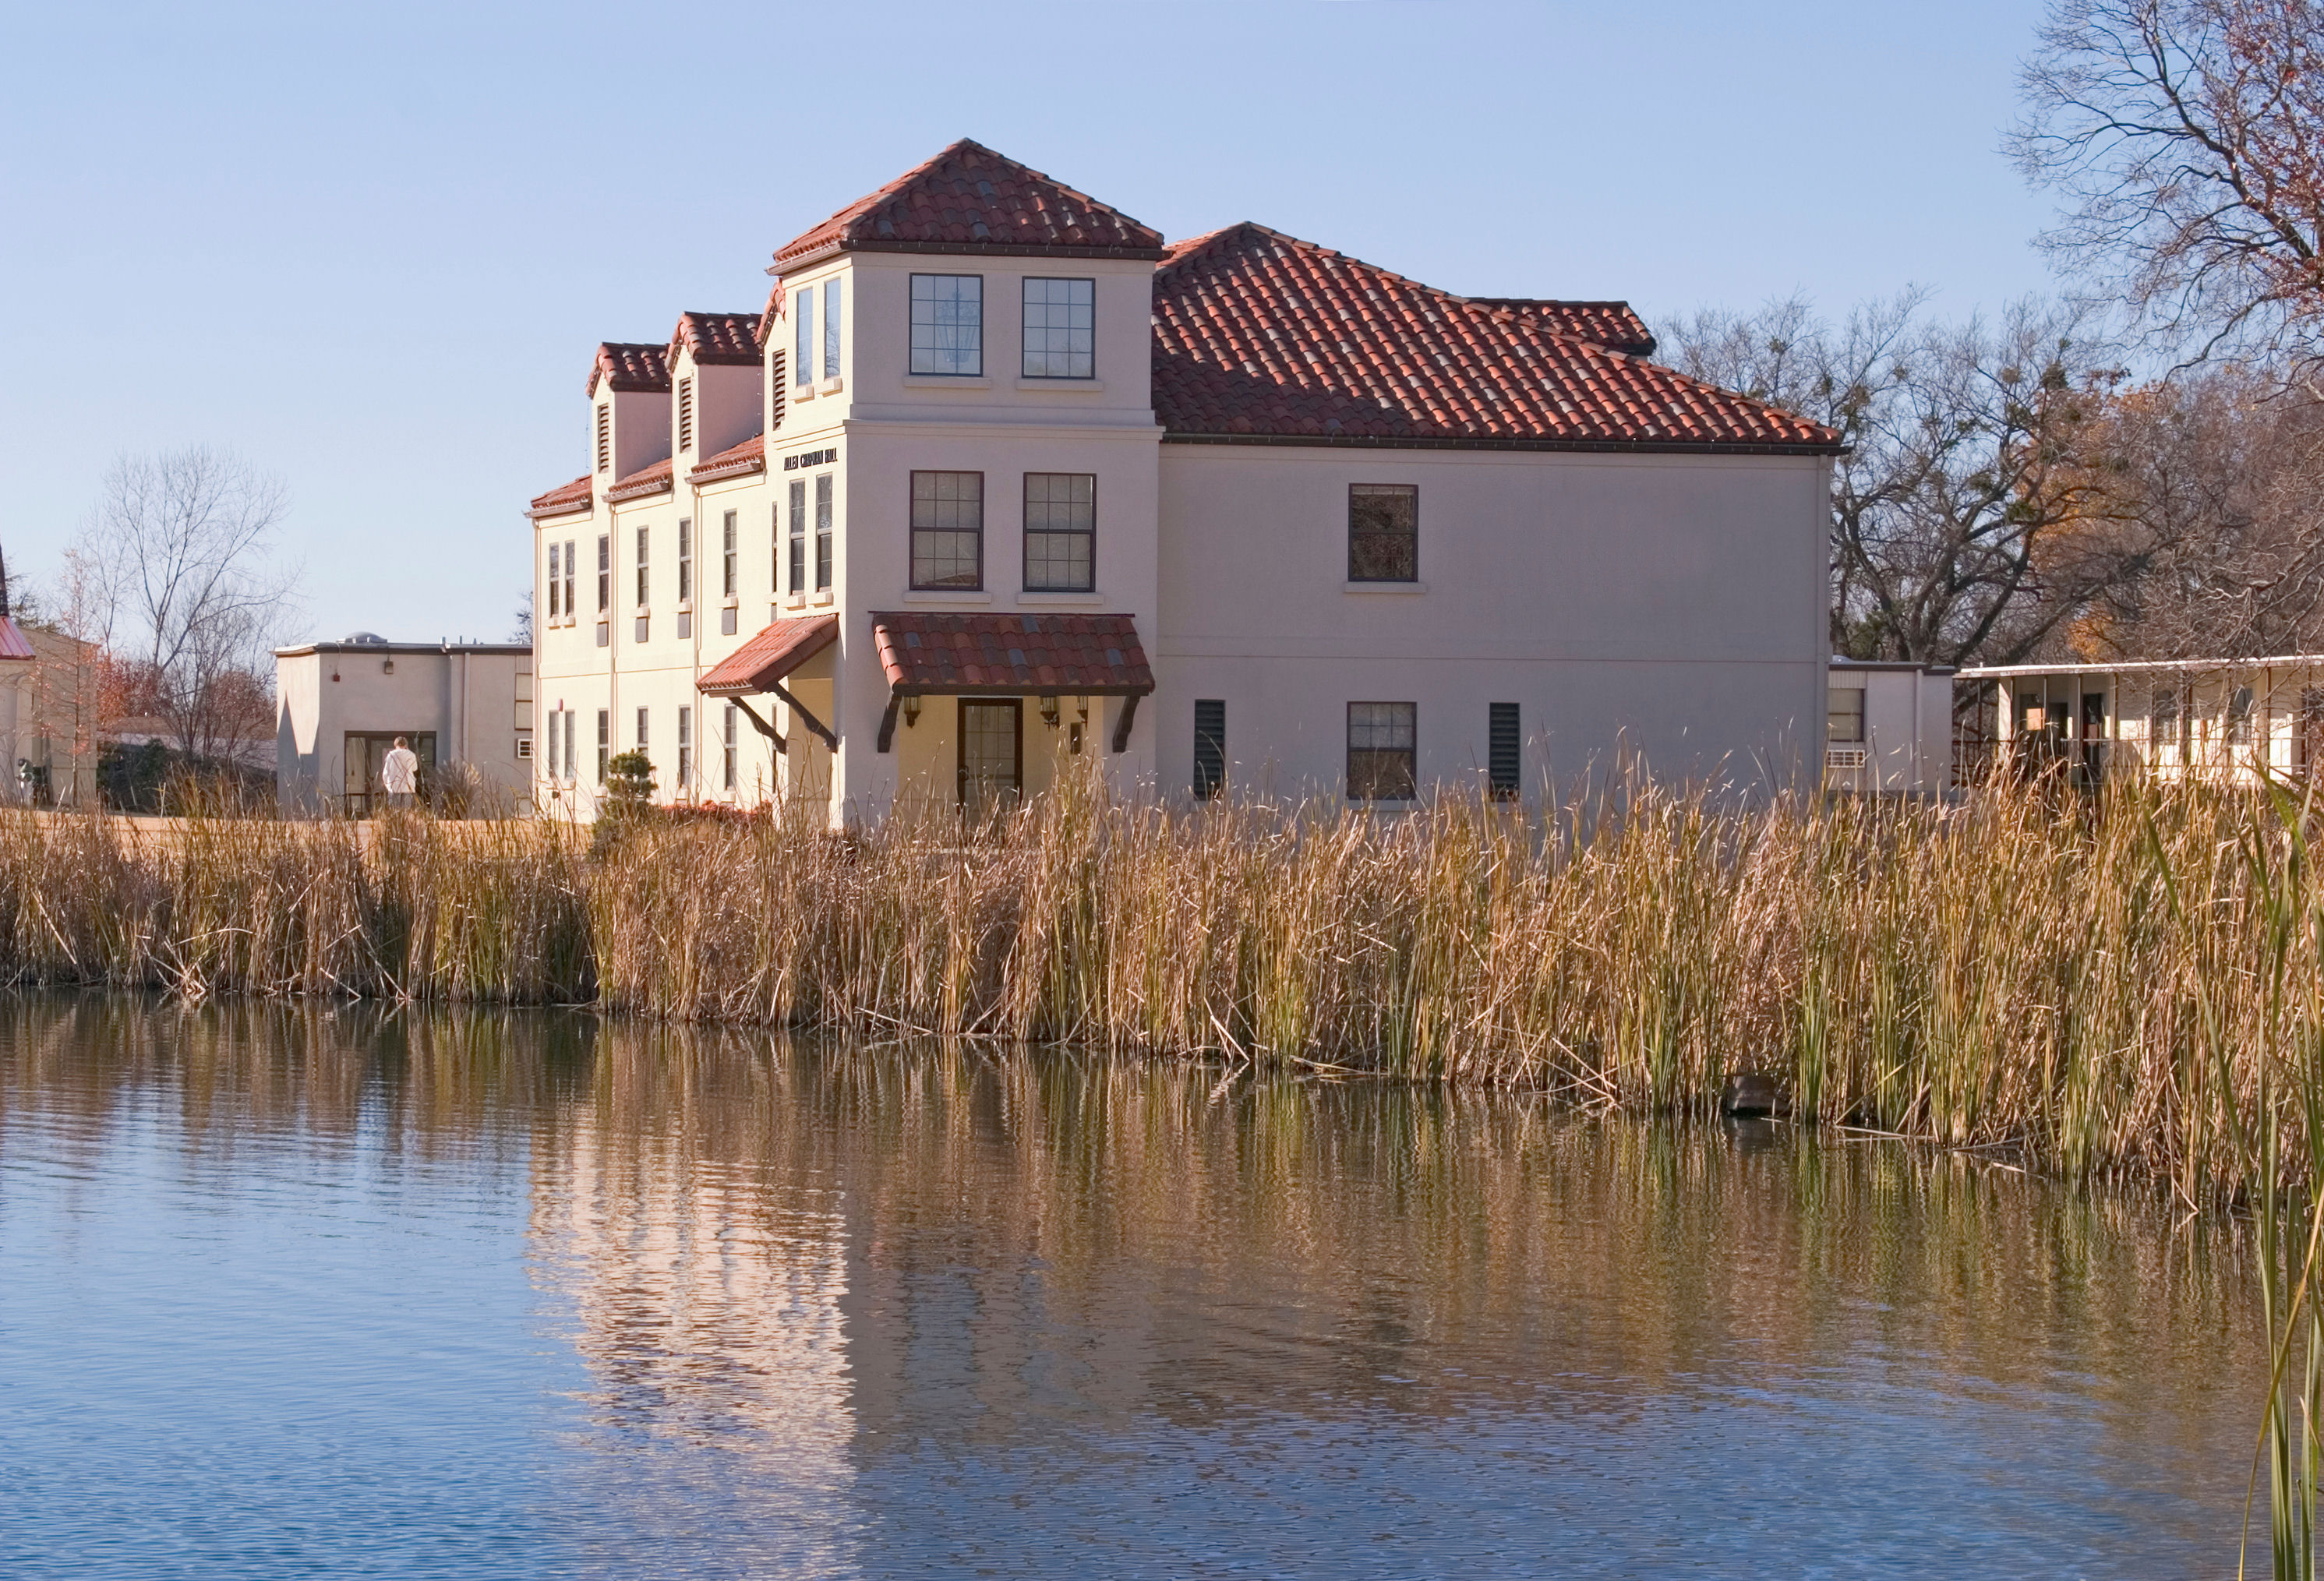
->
528 475 592 518
871 612 1154 695
1150 224 1839 453
772 139 1166 269
604 457 673 503
0 616 34 662
698 613 840 696
687 433 765 484
587 342 670 397
668 312 764 367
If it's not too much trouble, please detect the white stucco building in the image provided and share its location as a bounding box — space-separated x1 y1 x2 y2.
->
1822 659 1955 796
1956 654 2324 788
526 140 1842 821
274 635 534 814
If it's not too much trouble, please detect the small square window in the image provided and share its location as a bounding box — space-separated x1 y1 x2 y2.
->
909 274 983 376
1348 485 1418 582
1347 702 1416 801
1022 277 1093 379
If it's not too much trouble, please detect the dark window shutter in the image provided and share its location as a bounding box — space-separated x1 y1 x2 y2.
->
1489 702 1520 799
1193 699 1226 799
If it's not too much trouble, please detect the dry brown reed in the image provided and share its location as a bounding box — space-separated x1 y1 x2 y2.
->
5 769 2323 1191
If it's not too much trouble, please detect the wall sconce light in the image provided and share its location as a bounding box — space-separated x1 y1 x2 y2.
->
902 695 920 727
382 658 395 675
1039 695 1060 728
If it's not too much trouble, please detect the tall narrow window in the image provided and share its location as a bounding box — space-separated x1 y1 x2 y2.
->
565 710 577 781
546 711 560 780
1489 702 1520 799
1347 702 1417 802
1193 699 1226 800
2149 687 2179 745
596 710 610 783
788 479 807 595
1023 473 1095 591
793 285 814 386
596 535 611 612
635 708 648 756
814 473 834 591
546 542 561 620
595 405 609 472
722 704 738 791
677 706 693 789
909 274 982 376
771 503 782 593
910 471 984 589
722 510 738 598
635 527 650 607
564 539 577 622
1828 687 1866 743
678 377 695 451
2230 684 2256 745
823 277 843 379
1022 277 1094 378
676 519 693 602
1348 485 1419 582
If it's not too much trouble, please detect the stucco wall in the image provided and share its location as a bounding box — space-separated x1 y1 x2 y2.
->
277 646 532 814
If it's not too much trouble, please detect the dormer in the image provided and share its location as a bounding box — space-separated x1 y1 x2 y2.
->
585 342 671 489
666 312 765 467
764 139 1168 424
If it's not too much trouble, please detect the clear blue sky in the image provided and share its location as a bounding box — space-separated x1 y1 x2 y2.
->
0 0 2061 644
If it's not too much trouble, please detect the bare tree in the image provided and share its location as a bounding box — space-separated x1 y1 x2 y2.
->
511 589 533 645
72 446 300 764
1665 294 2125 665
2010 0 2324 368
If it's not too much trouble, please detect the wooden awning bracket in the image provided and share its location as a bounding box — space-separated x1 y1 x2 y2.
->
731 697 786 753
876 693 902 753
1111 692 1139 753
768 680 839 753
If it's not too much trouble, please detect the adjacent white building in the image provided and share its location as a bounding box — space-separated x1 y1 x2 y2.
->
274 635 533 814
1957 654 2324 787
1822 659 1955 796
528 140 1842 822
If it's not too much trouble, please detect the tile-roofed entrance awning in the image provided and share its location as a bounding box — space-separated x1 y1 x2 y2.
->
871 612 1154 696
698 613 839 697
870 611 1154 753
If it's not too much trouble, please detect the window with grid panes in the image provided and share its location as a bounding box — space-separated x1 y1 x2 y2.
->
910 471 983 589
815 474 834 591
823 277 843 379
1348 485 1418 582
1346 702 1416 801
787 480 807 594
909 275 982 375
1022 473 1094 591
546 711 559 779
565 711 577 780
596 535 610 611
547 542 560 619
722 704 738 790
634 528 649 607
596 710 609 782
676 519 692 602
677 706 692 788
722 511 737 598
1022 278 1093 378
564 540 576 622
793 285 814 386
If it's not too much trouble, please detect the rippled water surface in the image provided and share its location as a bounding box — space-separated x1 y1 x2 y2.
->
0 994 2273 1577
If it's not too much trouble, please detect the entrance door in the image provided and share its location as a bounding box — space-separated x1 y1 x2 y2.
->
343 732 437 814
956 700 1022 813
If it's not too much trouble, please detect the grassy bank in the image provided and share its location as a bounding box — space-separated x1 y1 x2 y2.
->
4 775 2323 1191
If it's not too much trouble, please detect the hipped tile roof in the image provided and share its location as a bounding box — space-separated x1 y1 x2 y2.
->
698 614 839 695
772 139 1165 268
668 311 764 366
871 612 1154 695
528 474 592 518
1460 298 1656 358
1150 224 1840 453
0 616 34 662
687 433 765 485
587 342 670 397
604 457 673 503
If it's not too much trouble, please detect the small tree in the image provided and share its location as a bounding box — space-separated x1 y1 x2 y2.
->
602 750 655 809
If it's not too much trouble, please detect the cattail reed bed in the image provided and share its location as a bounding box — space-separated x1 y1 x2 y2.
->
5 775 2323 1192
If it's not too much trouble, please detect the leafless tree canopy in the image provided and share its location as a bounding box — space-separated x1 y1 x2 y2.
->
70 446 299 764
1665 295 2124 665
2011 0 2324 365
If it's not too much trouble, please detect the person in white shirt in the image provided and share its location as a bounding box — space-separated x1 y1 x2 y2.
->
381 737 420 812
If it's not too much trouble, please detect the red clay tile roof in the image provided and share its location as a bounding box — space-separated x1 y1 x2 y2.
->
698 614 840 696
773 139 1166 269
528 474 592 519
871 612 1155 695
668 312 763 367
604 457 673 503
1150 224 1840 453
754 282 786 348
0 616 33 662
586 342 670 397
1459 298 1656 357
687 434 765 485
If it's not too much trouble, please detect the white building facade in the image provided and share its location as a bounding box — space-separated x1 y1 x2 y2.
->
275 636 534 815
528 141 1842 822
1956 655 2324 788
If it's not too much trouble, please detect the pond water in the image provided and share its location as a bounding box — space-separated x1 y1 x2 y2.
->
0 995 2270 1578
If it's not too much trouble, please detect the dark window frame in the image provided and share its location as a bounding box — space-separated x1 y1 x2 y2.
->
1488 702 1519 799
596 535 610 612
909 273 984 376
1346 701 1417 802
676 517 692 604
787 479 807 595
910 470 985 591
1193 698 1226 800
956 697 1024 809
1347 484 1419 584
1021 277 1095 379
1022 471 1096 592
546 541 560 620
1827 686 1866 744
814 473 835 591
721 510 737 599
